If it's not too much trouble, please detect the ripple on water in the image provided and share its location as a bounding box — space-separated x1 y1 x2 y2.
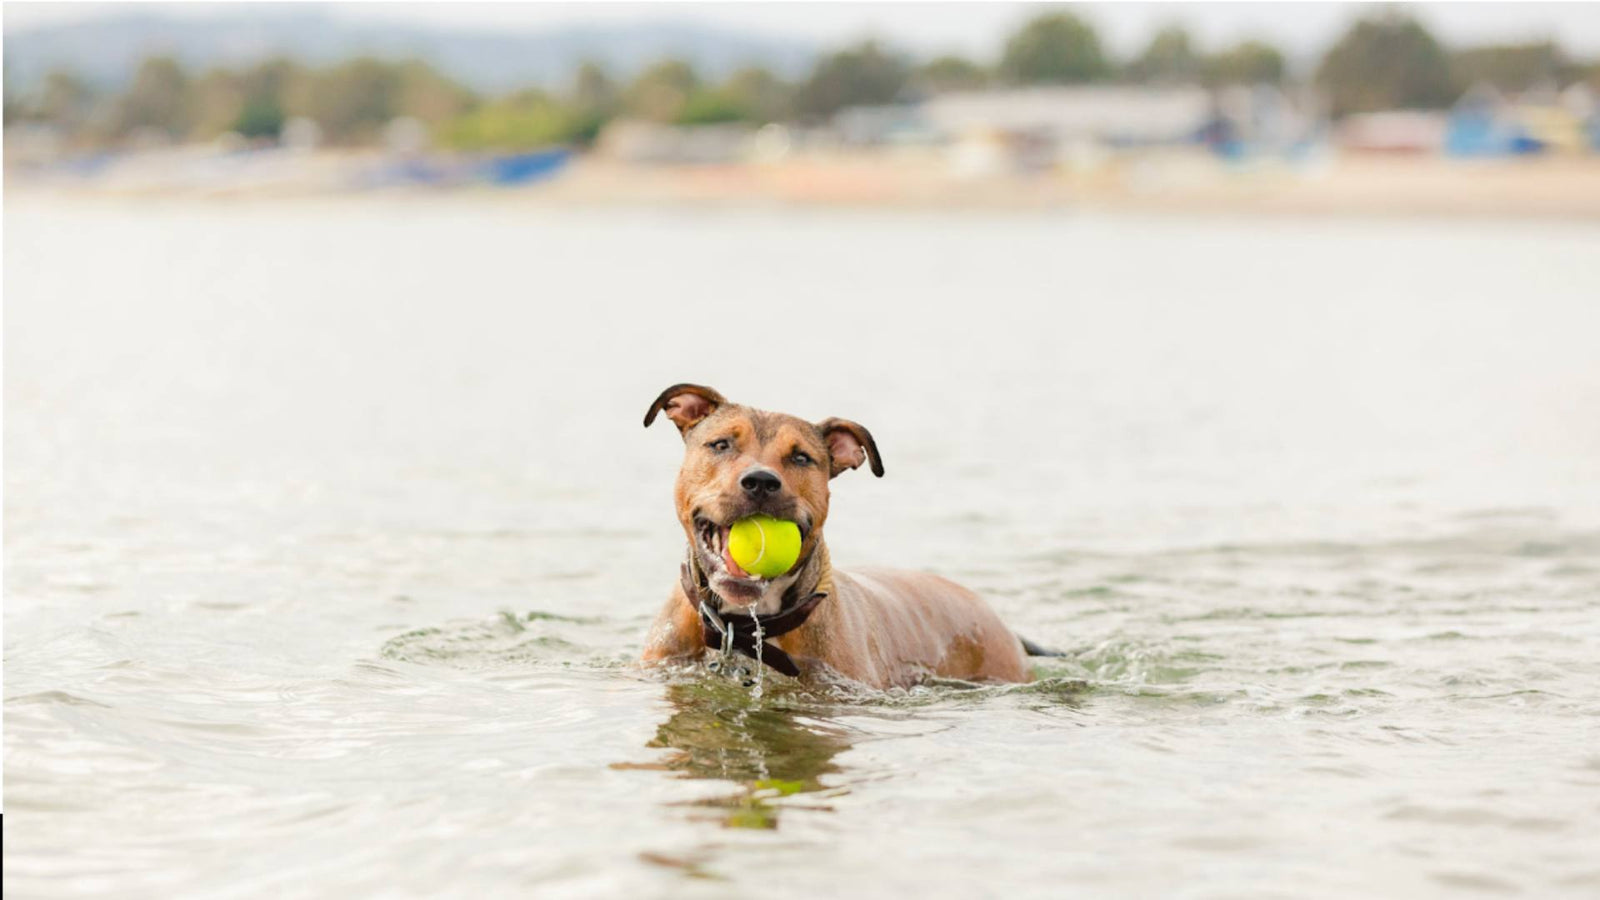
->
5 691 113 708
1385 805 1571 833
378 609 633 671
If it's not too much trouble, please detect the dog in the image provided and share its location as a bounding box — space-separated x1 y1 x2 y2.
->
639 383 1034 689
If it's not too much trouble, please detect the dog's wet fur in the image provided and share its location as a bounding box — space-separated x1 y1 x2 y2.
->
641 384 1031 689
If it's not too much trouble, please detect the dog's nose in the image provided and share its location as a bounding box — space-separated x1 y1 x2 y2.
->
739 468 783 497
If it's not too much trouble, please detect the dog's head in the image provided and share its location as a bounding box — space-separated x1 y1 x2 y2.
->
645 383 883 608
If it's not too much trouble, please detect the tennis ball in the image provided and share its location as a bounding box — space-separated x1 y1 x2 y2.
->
727 515 803 579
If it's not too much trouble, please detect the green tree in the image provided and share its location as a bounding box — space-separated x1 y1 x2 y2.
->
1205 40 1287 86
1451 42 1571 92
664 67 795 127
915 55 990 94
675 90 749 126
304 57 402 144
793 41 911 120
438 88 587 150
296 58 469 145
720 66 793 123
396 59 474 123
2 67 97 138
1128 25 1201 83
192 68 246 138
624 59 700 122
232 58 301 139
233 97 285 139
562 61 619 143
41 69 95 124
2 61 17 127
571 60 618 115
110 56 194 139
1316 11 1456 116
998 12 1111 84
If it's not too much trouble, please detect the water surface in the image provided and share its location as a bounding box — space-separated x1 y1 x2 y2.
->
6 199 1600 898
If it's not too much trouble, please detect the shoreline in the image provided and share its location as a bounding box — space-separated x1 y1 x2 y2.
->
9 153 1600 221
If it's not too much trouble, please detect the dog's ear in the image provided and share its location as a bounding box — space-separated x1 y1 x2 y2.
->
817 417 884 478
644 383 727 434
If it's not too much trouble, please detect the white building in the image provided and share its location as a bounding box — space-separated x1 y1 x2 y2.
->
924 86 1215 147
597 120 754 165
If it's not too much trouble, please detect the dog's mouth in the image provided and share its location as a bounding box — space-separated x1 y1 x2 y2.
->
692 513 808 604
695 516 752 579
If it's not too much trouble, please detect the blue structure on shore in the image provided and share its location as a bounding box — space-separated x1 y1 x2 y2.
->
477 150 571 185
361 148 573 189
1445 85 1542 157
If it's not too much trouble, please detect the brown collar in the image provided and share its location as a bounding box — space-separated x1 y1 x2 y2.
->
680 550 829 678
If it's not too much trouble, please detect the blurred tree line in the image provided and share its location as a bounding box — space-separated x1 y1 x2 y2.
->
7 8 1598 151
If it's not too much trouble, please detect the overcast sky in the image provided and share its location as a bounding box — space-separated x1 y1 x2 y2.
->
7 2 1600 61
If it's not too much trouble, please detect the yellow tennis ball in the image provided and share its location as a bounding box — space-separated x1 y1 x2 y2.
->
727 515 803 579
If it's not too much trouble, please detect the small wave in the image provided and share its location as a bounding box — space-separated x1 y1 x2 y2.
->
5 690 112 708
379 608 631 671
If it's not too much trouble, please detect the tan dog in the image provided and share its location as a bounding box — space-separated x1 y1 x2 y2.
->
640 384 1033 689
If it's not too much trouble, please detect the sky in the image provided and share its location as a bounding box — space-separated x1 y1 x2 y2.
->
6 1 1600 62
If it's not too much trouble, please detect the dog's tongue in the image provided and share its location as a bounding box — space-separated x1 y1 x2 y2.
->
721 529 752 579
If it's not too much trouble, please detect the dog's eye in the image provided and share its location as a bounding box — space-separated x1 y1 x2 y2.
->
790 452 814 467
706 438 731 452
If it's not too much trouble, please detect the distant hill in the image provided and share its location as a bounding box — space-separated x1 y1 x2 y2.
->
2 9 820 92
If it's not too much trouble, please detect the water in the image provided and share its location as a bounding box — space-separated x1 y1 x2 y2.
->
5 197 1600 898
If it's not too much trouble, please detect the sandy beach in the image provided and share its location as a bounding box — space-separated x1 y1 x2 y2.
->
540 153 1600 219
12 151 1600 220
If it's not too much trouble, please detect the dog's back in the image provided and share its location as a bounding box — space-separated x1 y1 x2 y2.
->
773 568 1030 688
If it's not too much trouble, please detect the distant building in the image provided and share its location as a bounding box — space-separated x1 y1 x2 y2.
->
1337 111 1449 154
281 117 323 153
1445 82 1597 157
1570 83 1600 152
919 85 1322 170
924 86 1214 149
1210 84 1326 157
1511 83 1593 154
1446 83 1520 157
597 120 754 165
830 104 941 147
